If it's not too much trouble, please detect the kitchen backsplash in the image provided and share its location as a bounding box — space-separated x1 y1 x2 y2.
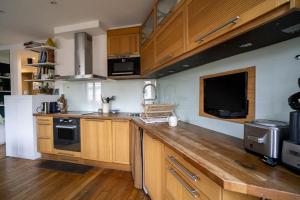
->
55 79 146 112
158 37 300 139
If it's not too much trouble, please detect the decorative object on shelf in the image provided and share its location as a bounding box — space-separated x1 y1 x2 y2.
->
57 94 67 113
101 96 116 114
46 38 56 47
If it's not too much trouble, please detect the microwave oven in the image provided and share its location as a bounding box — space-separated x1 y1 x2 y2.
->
108 57 140 76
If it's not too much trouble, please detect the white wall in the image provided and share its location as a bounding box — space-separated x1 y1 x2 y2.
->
158 37 300 139
57 79 146 112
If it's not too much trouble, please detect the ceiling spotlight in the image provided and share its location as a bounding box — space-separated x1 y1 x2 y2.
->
182 64 190 68
49 0 58 5
239 43 253 48
168 70 175 73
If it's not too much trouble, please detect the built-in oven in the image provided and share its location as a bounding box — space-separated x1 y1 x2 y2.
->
53 118 81 152
108 57 140 76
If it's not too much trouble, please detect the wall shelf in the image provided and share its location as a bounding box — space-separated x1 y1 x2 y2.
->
24 63 56 68
25 45 57 53
0 76 10 79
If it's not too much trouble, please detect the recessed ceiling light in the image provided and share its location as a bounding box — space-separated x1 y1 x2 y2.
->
49 0 58 5
182 64 190 68
239 43 253 48
158 73 164 76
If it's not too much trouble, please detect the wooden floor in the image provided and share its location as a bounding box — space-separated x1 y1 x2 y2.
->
0 144 5 159
0 157 149 200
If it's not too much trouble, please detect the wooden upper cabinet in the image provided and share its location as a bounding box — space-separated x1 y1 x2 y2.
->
141 9 155 45
81 119 112 162
107 26 140 58
112 120 130 165
186 0 285 51
155 9 185 66
141 38 155 75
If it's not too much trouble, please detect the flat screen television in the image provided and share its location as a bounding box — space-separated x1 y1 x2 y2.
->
203 72 248 119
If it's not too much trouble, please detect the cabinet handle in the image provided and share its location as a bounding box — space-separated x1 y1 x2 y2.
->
168 168 199 198
195 16 240 43
84 119 104 122
37 123 51 126
158 53 173 64
168 155 198 182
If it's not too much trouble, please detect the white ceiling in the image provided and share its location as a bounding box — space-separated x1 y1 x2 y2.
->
0 0 154 45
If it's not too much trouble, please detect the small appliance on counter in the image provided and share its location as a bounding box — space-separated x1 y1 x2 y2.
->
282 78 300 173
244 119 289 166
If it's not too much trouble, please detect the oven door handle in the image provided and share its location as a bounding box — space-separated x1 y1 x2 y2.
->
55 125 78 129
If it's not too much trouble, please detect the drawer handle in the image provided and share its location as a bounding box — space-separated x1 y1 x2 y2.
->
195 16 240 43
37 123 51 126
158 53 173 64
168 168 199 198
168 156 198 181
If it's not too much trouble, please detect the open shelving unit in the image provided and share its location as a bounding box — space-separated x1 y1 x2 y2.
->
0 62 11 118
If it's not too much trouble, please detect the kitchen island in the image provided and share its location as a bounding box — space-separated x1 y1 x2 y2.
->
34 113 300 200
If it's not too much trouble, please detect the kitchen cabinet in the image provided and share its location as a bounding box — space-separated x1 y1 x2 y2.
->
81 119 112 162
141 38 155 75
144 131 165 200
156 0 183 26
186 0 280 51
107 26 140 58
36 116 53 154
155 9 185 66
141 10 155 44
112 120 130 164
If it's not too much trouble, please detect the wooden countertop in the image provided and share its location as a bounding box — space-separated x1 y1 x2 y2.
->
33 113 300 199
132 119 300 200
33 112 133 120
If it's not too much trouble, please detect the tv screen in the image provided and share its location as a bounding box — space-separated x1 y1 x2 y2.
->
203 72 248 119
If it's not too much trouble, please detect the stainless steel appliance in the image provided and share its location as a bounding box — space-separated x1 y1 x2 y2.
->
108 57 140 77
42 102 50 114
244 119 289 166
282 78 300 173
55 32 106 81
53 118 81 152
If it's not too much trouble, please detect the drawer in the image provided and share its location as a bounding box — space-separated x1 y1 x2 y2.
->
38 138 53 154
165 146 222 200
37 123 53 139
165 161 209 200
36 116 53 125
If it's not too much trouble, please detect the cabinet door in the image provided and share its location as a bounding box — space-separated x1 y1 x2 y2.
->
81 119 112 162
155 9 185 66
98 120 113 162
108 34 139 57
112 120 130 164
144 132 164 200
186 0 273 50
37 124 52 139
38 139 52 154
141 38 155 75
81 119 99 160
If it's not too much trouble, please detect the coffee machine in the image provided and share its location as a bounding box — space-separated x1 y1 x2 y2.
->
282 78 300 173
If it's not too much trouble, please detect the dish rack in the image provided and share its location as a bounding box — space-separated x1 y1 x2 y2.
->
141 104 176 119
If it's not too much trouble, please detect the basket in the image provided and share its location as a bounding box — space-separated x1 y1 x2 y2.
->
142 104 176 119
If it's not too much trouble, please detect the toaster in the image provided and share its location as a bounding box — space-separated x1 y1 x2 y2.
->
244 119 289 166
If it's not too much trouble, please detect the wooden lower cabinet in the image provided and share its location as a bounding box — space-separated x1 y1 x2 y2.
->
143 131 165 200
36 116 53 154
112 120 130 164
81 119 113 162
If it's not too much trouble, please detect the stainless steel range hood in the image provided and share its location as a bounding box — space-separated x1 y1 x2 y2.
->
56 32 106 81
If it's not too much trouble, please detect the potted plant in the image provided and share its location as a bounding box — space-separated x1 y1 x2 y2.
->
101 96 116 113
